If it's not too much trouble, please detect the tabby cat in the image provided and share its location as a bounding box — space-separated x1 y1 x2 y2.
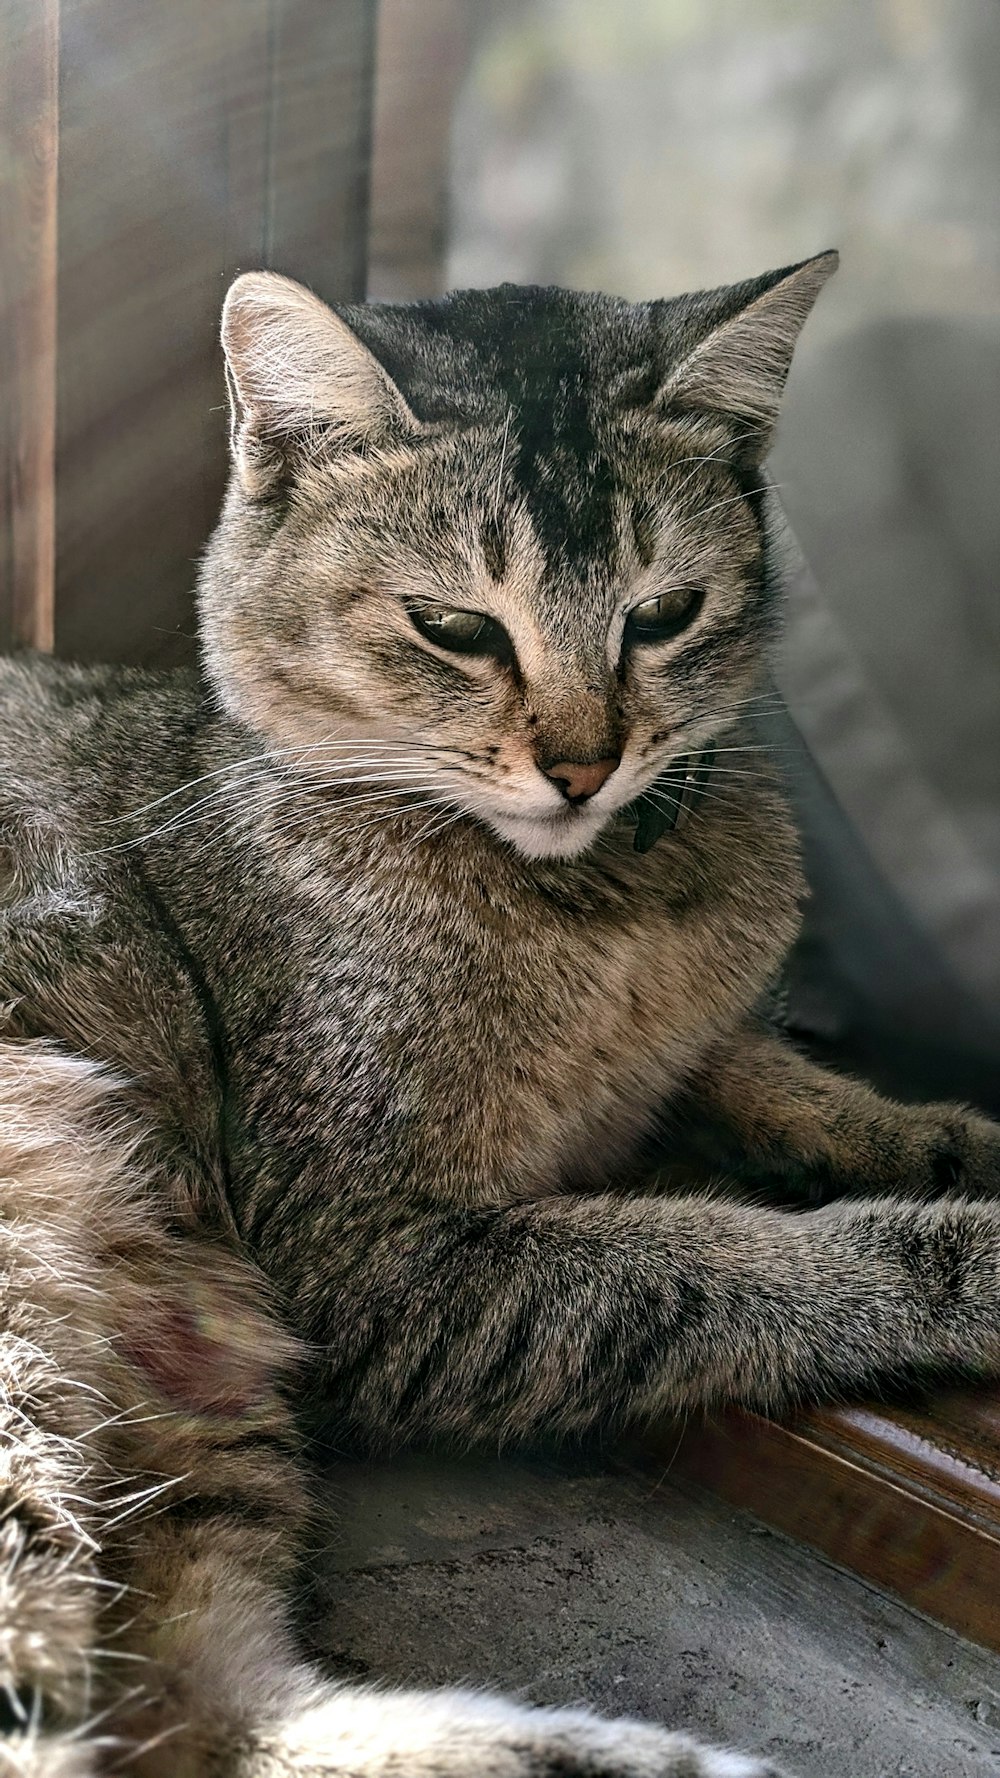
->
3 250 1000 1778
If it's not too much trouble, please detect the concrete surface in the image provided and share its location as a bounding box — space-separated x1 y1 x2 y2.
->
308 1447 1000 1777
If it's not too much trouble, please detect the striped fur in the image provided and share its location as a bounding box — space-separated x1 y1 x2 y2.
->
2 256 999 1774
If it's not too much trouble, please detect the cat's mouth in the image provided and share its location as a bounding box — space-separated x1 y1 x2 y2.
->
482 789 629 860
480 747 717 861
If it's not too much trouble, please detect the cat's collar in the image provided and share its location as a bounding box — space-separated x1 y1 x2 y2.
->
626 745 717 853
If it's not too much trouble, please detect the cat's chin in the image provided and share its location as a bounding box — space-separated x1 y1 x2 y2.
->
483 808 608 861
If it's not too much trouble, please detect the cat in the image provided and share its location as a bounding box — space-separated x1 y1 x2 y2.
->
3 249 1000 1778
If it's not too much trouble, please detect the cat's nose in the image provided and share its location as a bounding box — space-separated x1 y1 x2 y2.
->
541 756 620 803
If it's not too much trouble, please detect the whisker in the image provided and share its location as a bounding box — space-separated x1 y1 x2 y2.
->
405 805 468 852
96 767 450 853
656 430 768 500
694 766 778 780
184 781 447 842
644 782 737 813
693 486 784 524
103 737 461 826
268 795 448 844
704 693 787 717
693 743 792 756
261 784 447 823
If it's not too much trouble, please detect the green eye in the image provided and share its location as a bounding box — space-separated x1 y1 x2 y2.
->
409 603 510 658
626 586 704 644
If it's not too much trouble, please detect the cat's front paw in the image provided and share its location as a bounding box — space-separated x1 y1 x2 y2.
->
507 1713 793 1778
921 1107 1000 1198
694 1757 789 1778
668 1747 789 1778
265 1688 795 1778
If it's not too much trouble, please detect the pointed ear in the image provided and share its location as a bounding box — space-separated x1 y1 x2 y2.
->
656 251 838 463
220 272 417 496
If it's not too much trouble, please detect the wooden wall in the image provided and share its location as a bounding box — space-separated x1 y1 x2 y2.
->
0 0 59 653
1 0 377 665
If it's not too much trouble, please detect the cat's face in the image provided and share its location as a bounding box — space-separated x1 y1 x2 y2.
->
201 257 836 859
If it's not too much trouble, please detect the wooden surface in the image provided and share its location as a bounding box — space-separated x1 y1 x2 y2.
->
0 0 59 652
644 1391 1000 1653
54 0 377 668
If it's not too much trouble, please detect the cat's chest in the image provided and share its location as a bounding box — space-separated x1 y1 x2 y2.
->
231 816 798 1203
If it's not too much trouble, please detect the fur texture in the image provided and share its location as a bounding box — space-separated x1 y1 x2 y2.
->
2 253 1000 1775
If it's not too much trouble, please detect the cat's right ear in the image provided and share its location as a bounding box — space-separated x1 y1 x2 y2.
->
221 272 417 497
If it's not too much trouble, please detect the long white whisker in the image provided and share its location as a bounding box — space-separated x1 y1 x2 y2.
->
653 430 768 500
262 783 448 819
695 744 789 756
97 767 449 852
645 783 735 812
706 694 786 717
405 805 468 851
693 767 778 780
104 737 461 826
164 781 447 845
693 486 784 524
268 795 449 844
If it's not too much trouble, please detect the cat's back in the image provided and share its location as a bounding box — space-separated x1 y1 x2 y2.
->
0 653 203 826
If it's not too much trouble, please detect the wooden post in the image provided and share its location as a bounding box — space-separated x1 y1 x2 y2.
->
0 0 59 652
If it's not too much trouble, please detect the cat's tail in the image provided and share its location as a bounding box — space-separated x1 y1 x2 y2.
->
0 1038 149 1774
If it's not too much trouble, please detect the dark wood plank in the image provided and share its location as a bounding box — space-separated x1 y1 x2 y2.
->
54 0 376 668
641 1392 1000 1653
0 0 59 652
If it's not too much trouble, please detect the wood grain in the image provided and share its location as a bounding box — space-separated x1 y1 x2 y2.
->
642 1392 1000 1653
0 0 59 652
54 0 376 666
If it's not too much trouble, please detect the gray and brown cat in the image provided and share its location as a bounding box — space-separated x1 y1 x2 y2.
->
3 250 1000 1776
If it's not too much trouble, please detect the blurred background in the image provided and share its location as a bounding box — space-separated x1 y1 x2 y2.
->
2 0 999 1103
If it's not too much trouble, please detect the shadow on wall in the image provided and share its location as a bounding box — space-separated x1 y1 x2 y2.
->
773 316 1000 1102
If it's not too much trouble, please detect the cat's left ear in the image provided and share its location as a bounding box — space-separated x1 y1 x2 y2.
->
654 251 838 464
221 272 418 496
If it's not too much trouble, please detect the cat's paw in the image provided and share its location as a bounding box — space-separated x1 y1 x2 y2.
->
692 1753 789 1778
602 1730 790 1777
919 1107 1000 1198
476 1709 793 1777
523 1722 792 1778
262 1686 795 1777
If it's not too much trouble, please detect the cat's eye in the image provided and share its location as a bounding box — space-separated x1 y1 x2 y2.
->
408 603 510 659
625 585 705 644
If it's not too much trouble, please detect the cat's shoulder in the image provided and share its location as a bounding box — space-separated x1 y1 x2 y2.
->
0 654 202 781
0 654 208 886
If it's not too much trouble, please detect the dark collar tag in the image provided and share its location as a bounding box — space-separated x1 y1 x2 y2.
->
629 745 716 853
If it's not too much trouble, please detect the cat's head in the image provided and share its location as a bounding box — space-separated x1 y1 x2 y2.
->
199 254 836 859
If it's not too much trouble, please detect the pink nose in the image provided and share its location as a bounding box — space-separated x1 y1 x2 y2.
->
541 756 620 803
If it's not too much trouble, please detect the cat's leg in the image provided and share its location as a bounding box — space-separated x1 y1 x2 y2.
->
291 1185 1000 1445
676 1021 1000 1202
